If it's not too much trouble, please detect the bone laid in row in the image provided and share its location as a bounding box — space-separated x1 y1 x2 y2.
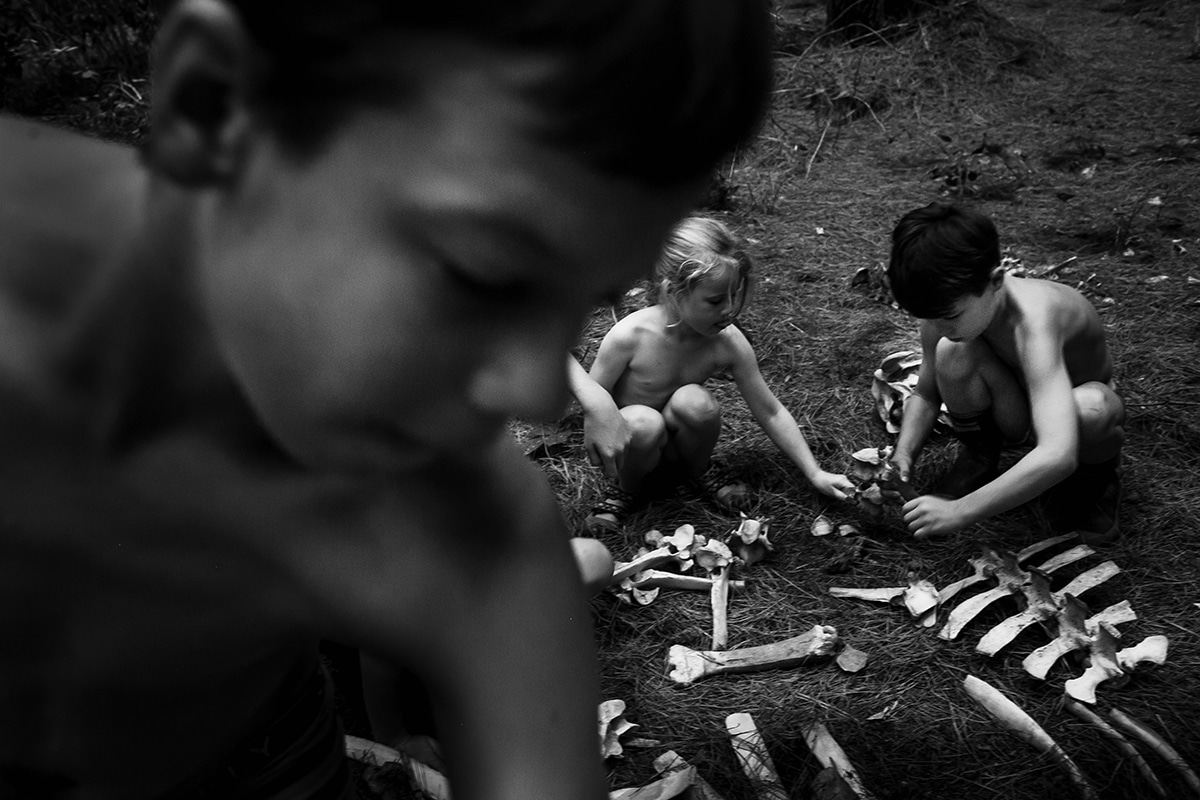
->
939 557 1116 641
972 561 1121 654
1021 595 1134 678
937 534 1084 605
1064 622 1170 704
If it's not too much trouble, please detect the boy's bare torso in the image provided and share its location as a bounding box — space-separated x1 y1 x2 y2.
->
943 275 1112 389
606 306 737 409
0 119 435 798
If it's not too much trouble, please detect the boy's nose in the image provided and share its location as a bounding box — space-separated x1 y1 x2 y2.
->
468 330 571 421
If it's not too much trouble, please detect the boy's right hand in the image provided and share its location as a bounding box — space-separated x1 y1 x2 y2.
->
583 411 631 480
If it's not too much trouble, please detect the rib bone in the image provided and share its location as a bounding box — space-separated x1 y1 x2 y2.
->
653 751 727 800
963 675 1098 800
975 570 1060 656
975 561 1122 656
667 625 840 685
802 723 880 800
726 713 789 800
939 550 1029 640
941 555 1116 642
1064 699 1167 798
938 534 1083 606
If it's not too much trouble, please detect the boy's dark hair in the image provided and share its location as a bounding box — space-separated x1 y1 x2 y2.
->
157 0 772 186
887 203 1001 319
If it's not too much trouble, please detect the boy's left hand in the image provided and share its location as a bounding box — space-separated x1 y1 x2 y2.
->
812 471 856 501
901 495 970 539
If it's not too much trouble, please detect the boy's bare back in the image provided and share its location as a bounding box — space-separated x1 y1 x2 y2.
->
963 275 1112 388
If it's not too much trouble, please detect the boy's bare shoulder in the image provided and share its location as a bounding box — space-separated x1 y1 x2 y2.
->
0 117 144 272
1009 276 1100 329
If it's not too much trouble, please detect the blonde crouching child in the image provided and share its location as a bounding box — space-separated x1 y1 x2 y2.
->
573 216 854 532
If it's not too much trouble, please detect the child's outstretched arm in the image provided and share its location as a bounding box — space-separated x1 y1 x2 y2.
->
890 323 943 482
567 354 629 480
727 329 854 500
335 440 608 800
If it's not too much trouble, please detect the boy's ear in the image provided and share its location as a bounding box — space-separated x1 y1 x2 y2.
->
143 0 255 187
989 265 1006 286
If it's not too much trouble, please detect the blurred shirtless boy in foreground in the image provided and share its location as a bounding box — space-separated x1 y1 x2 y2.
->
886 203 1125 543
0 1 770 797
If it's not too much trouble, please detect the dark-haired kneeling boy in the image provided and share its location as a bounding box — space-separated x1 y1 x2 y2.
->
886 203 1125 544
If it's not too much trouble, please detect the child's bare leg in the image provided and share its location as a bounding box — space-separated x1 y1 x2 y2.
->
1065 381 1125 543
1075 381 1125 464
584 405 666 533
660 384 721 480
614 405 669 492
932 339 1028 497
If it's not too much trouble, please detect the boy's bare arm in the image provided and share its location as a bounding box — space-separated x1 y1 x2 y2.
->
891 323 942 480
954 326 1078 523
729 331 853 499
341 441 607 800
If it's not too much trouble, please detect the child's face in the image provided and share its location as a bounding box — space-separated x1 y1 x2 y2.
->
197 43 700 471
929 283 1002 343
675 271 746 337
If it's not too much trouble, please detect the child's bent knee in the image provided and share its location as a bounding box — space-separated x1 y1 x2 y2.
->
666 384 720 426
571 537 614 597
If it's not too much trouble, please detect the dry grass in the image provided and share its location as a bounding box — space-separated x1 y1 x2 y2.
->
520 1 1200 798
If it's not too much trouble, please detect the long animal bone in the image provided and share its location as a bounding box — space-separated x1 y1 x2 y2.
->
667 624 840 685
694 539 734 650
1064 699 1167 798
1022 595 1137 679
1109 707 1200 796
962 675 1098 800
610 526 702 585
975 561 1122 656
653 751 727 800
802 723 880 800
1065 623 1170 705
628 569 746 594
829 574 939 627
726 713 789 800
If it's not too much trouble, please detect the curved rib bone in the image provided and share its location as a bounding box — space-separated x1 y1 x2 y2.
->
1064 699 1168 798
939 550 1029 640
667 625 840 685
938 535 1085 606
963 675 1098 800
1109 707 1200 796
975 561 1123 656
803 723 880 800
726 713 789 800
975 570 1060 655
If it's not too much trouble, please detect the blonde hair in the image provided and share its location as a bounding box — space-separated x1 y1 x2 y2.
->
656 216 753 320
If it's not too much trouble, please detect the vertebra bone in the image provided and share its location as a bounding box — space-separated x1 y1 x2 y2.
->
1021 596 1137 679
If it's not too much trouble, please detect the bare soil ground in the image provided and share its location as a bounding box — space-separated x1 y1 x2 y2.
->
525 1 1200 798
